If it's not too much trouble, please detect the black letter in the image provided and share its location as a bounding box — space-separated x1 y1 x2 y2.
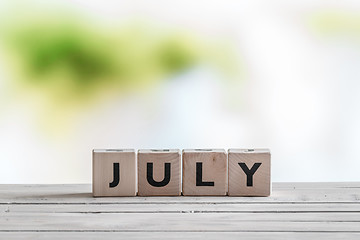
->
196 162 214 186
147 162 171 187
238 162 262 187
109 162 120 188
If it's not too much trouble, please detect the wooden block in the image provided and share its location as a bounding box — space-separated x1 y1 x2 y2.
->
138 149 181 196
92 149 136 197
182 149 227 196
228 149 271 196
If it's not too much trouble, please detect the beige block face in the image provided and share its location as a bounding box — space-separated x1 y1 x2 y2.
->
182 149 227 196
92 149 137 197
138 149 181 196
228 149 271 196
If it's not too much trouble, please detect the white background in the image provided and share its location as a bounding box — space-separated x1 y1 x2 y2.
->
1 0 360 183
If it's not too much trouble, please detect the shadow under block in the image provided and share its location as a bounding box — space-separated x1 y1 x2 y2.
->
182 149 227 196
92 149 137 197
138 149 181 196
228 149 271 196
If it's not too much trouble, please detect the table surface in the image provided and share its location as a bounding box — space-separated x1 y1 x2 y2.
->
1 183 360 239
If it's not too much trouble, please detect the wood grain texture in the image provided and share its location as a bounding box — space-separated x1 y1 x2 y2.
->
228 149 271 196
138 149 181 196
1 183 360 203
1 233 360 240
3 203 360 213
1 183 360 239
1 213 360 231
182 149 227 196
92 149 136 197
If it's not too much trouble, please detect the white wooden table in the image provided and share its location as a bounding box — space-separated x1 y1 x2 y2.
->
1 183 360 239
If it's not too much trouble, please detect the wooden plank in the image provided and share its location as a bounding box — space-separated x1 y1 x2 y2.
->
2 203 360 214
1 213 360 231
1 184 359 203
1 182 360 195
270 182 360 189
1 183 359 238
1 232 360 240
2 211 360 221
1 182 360 194
2 211 360 222
0 232 360 240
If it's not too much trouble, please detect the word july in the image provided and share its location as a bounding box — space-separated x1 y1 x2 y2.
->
92 149 271 197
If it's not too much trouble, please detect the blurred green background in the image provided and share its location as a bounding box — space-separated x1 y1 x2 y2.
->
1 0 360 183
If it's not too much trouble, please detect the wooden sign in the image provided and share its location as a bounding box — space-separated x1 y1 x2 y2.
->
92 148 271 197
